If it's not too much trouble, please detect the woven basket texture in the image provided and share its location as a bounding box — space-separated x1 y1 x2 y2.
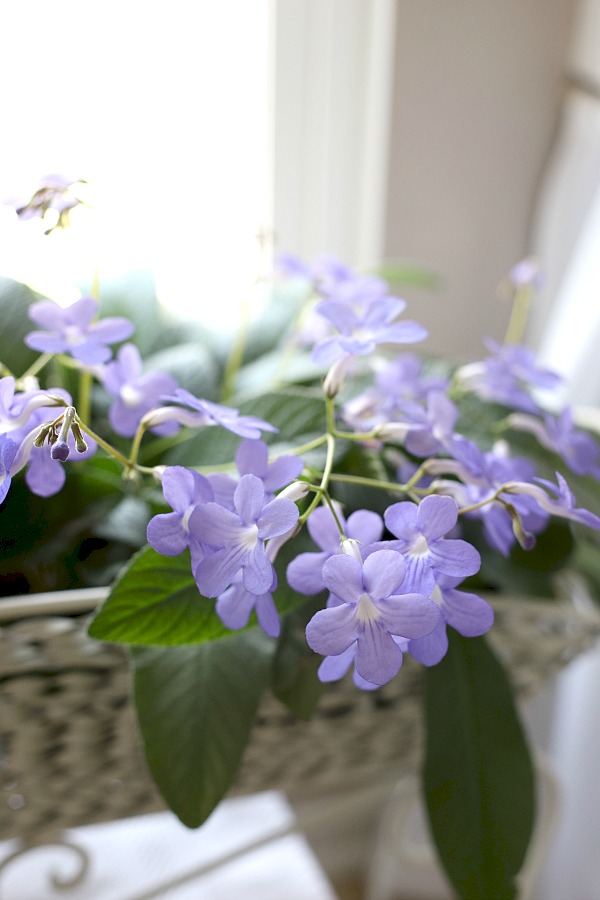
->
0 591 598 846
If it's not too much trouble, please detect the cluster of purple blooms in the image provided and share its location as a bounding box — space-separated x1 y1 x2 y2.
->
2 251 600 691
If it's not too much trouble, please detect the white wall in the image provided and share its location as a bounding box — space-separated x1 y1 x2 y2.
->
384 0 578 358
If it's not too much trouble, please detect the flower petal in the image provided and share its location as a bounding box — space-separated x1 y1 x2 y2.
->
362 550 407 600
306 604 358 656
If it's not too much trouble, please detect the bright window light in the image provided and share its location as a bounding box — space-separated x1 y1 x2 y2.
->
0 2 272 330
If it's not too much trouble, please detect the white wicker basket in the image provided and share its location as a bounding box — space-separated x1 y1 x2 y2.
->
0 584 598 849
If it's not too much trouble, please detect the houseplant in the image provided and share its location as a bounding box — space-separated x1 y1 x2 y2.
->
1 176 600 899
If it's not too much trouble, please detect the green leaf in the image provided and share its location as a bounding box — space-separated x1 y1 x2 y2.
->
88 546 236 644
271 600 324 720
423 632 535 900
0 277 44 375
132 629 273 827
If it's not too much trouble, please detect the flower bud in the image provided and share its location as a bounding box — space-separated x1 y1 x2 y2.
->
340 538 362 562
277 481 310 502
51 440 70 461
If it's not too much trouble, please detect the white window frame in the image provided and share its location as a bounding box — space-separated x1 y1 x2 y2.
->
271 0 397 269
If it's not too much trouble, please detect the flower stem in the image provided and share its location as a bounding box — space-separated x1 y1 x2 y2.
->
19 353 53 381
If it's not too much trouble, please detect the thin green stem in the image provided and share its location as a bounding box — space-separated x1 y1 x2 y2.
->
327 472 408 493
299 433 336 525
19 353 53 381
220 298 251 404
284 433 329 457
75 417 132 470
503 286 533 346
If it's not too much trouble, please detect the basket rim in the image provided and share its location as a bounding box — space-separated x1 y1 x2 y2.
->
0 586 109 621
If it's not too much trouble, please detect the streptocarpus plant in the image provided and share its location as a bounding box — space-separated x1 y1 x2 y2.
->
2 178 600 899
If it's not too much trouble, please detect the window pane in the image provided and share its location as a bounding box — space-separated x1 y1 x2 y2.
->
0 2 271 328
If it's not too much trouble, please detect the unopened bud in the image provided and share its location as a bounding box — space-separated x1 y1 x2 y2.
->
376 422 411 442
71 423 88 453
51 440 70 461
340 538 362 562
323 356 351 398
505 502 536 550
277 481 310 502
34 424 53 448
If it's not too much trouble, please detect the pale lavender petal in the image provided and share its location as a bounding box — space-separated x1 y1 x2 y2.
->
28 299 72 330
346 509 384 545
402 556 437 596
261 455 304 492
379 593 440 639
428 538 481 578
363 295 407 325
306 603 358 656
442 587 494 636
318 647 355 682
235 439 268 477
25 446 66 497
70 341 112 365
147 512 190 556
255 593 281 638
234 474 265 524
384 501 418 540
315 300 358 334
25 332 69 354
307 505 345 551
286 550 330 594
374 320 428 344
322 554 364 605
409 621 449 666
417 495 458 541
216 582 255 631
64 296 98 325
242 544 274 594
354 625 404 684
162 466 202 511
89 317 135 343
361 550 406 600
190 502 245 547
257 497 299 540
195 545 246 597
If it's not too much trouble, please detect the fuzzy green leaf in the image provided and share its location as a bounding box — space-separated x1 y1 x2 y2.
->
423 632 535 900
132 630 273 827
87 546 234 644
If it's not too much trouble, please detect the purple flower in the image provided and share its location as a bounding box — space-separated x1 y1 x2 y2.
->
312 295 427 367
305 550 440 686
507 408 600 479
508 257 543 291
216 573 281 638
11 174 86 232
408 574 494 666
456 339 562 414
153 388 278 439
0 376 66 435
5 393 97 499
503 472 600 531
147 466 214 571
192 474 299 597
101 343 179 437
376 354 450 404
384 495 481 593
235 439 304 500
25 297 134 365
427 438 549 555
379 390 459 457
0 435 17 504
287 505 384 595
